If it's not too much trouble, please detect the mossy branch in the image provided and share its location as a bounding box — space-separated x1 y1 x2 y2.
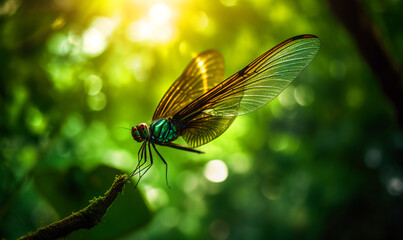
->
18 174 128 240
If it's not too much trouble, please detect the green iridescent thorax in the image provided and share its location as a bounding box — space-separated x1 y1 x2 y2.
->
150 119 178 143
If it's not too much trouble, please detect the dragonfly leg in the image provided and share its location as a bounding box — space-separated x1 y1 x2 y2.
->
133 142 149 189
129 141 152 189
152 142 171 189
138 142 148 174
140 141 154 178
131 143 153 188
163 142 204 154
128 141 146 179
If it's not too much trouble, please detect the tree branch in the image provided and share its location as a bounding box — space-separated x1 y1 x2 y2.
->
18 174 128 240
327 0 403 128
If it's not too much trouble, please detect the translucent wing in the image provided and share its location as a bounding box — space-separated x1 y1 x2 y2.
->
152 50 225 121
182 114 236 148
175 35 321 147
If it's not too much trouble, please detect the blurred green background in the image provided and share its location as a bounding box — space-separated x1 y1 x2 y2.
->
1 0 402 239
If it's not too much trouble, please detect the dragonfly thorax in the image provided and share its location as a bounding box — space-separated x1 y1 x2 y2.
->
150 119 178 143
131 123 149 142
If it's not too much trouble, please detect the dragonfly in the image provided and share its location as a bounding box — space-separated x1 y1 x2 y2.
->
128 34 320 187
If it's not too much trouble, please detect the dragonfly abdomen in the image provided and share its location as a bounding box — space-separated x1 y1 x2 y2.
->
150 119 178 143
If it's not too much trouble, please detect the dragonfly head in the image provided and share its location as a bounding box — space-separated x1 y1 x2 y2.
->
131 123 149 142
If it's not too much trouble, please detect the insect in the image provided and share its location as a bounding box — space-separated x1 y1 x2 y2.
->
129 34 320 187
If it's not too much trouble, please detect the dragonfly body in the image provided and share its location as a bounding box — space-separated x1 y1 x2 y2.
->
129 35 321 187
132 119 178 144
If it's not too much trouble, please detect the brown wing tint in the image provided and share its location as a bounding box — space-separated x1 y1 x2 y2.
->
174 35 320 147
182 114 236 148
152 50 225 121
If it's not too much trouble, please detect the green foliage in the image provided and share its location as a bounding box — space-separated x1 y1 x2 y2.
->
1 0 403 239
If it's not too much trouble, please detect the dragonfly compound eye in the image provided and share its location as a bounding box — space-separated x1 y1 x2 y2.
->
131 126 142 142
132 123 149 142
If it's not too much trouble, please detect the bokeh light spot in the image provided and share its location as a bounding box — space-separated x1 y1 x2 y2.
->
82 28 106 56
268 135 289 151
149 2 172 25
294 85 314 106
158 207 182 229
177 170 200 193
46 62 75 90
364 148 382 168
204 160 228 183
127 20 152 42
26 107 46 134
62 113 84 138
87 92 107 111
105 150 135 170
209 220 230 240
228 153 251 174
144 186 169 209
192 11 209 33
220 0 237 7
0 0 21 16
91 17 118 37
278 87 296 109
18 146 37 173
387 177 403 196
51 16 65 29
81 17 117 56
127 2 175 43
47 33 70 55
84 74 103 96
261 178 282 201
268 134 300 153
125 53 155 82
68 31 80 45
269 3 291 22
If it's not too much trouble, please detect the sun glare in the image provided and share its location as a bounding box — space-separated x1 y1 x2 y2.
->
127 2 175 43
149 2 172 25
82 17 118 56
82 28 106 55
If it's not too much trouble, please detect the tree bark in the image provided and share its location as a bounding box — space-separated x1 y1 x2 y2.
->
327 0 403 128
